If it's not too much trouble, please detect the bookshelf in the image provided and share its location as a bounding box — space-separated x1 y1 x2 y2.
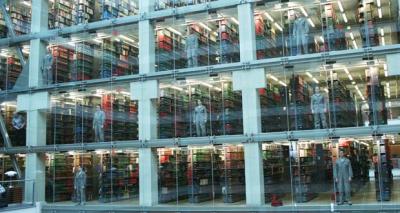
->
220 145 245 203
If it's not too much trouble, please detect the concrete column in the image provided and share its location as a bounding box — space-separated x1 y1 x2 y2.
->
28 0 49 88
233 68 266 206
131 80 159 206
139 0 156 75
238 3 256 62
17 92 50 203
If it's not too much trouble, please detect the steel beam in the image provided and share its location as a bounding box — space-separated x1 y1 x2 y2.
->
0 44 398 97
0 113 22 178
0 124 399 155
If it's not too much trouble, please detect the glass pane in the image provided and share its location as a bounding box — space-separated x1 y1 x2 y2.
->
0 44 30 91
155 0 216 11
0 94 26 147
263 142 292 206
49 0 139 28
155 7 239 72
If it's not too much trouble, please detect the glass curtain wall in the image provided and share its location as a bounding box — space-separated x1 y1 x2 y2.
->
254 0 400 60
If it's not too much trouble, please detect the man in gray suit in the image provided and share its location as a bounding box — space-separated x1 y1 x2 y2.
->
335 150 353 205
93 105 106 142
74 166 87 205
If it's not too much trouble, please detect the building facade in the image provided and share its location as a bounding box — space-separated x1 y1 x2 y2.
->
0 0 399 212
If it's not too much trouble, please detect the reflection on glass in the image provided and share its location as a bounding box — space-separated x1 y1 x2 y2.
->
0 0 31 38
46 149 139 204
155 0 217 11
254 0 400 59
158 145 245 205
263 143 290 206
48 0 139 29
261 57 400 132
158 75 242 139
0 47 29 91
155 8 239 72
47 26 138 84
47 85 138 145
0 98 26 147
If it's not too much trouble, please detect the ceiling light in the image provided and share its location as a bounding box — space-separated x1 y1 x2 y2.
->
300 7 308 17
377 0 381 7
312 77 319 84
268 74 278 82
274 23 283 32
279 81 287 87
230 17 239 25
352 40 358 49
380 28 384 37
198 23 211 32
338 1 344 13
264 12 274 22
166 27 182 36
382 37 385 46
306 72 313 78
350 32 355 40
342 13 348 23
307 18 315 28
378 8 382 18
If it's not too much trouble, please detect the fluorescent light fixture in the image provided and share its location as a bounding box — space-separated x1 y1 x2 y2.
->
306 72 313 78
319 36 324 43
383 64 387 70
269 74 278 82
386 83 390 98
384 70 388 77
197 22 211 32
199 82 213 88
22 1 31 6
344 67 349 74
213 87 222 92
264 12 274 22
300 7 308 17
274 23 283 32
352 81 356 85
378 8 382 18
279 81 287 87
352 40 358 49
377 0 381 7
167 27 183 36
307 18 315 28
92 38 103 43
342 13 348 23
338 1 344 12
230 17 239 25
380 28 384 37
350 32 355 40
382 37 385 46
347 74 353 81
312 77 319 84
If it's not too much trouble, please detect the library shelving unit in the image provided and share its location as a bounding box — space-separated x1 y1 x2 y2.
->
46 153 74 202
158 148 188 203
357 0 379 48
375 139 393 201
263 144 288 203
51 45 73 83
99 151 139 202
155 28 185 71
254 13 279 59
9 1 31 35
47 96 75 145
71 42 94 81
219 82 243 135
260 84 287 132
49 0 74 29
73 0 95 24
4 56 23 90
100 0 138 20
73 152 99 201
187 147 219 203
289 75 313 130
292 142 318 203
220 145 245 203
328 79 357 128
217 19 239 64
